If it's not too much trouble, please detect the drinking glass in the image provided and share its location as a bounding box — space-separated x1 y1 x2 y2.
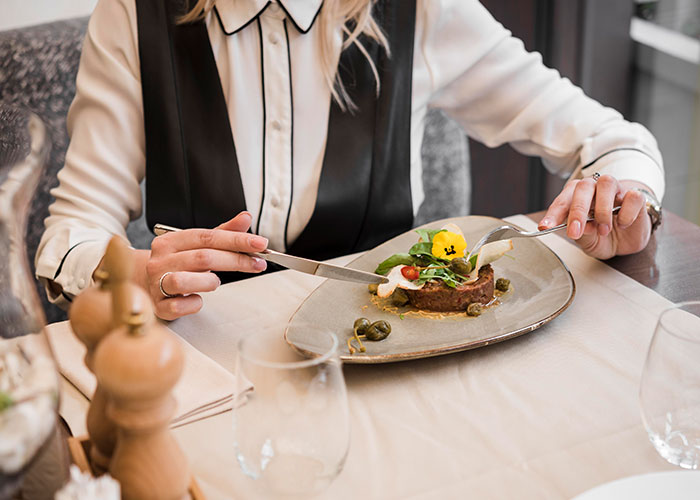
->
232 327 350 497
0 106 64 496
640 301 700 469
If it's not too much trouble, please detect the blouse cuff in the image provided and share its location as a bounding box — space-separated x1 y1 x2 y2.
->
580 150 665 202
36 239 110 307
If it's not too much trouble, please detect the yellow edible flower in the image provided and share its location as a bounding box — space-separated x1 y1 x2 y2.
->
432 231 467 260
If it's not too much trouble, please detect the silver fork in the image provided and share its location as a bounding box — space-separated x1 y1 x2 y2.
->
466 206 622 262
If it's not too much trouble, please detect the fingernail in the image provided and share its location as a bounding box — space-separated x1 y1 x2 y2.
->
598 224 609 236
251 236 268 251
253 257 267 271
570 220 581 239
216 275 221 286
539 217 551 229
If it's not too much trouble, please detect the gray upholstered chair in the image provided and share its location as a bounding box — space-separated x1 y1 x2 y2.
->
0 17 469 323
0 17 151 323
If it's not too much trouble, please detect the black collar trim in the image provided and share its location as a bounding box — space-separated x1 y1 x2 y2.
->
213 2 271 36
213 1 322 36
278 1 323 34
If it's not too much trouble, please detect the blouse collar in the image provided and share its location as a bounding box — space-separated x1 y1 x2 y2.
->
214 0 323 35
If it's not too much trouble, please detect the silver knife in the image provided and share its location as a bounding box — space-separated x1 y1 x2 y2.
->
153 223 388 285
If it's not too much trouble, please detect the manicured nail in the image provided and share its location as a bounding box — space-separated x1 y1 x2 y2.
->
570 220 581 239
253 257 267 271
598 223 609 236
539 217 551 229
251 236 268 251
217 275 222 286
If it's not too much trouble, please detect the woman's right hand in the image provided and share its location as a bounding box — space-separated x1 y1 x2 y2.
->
144 211 267 320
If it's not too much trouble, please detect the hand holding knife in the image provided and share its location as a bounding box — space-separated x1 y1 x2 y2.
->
153 224 388 285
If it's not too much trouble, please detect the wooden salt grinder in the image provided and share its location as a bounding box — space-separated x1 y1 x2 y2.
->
94 298 190 500
68 261 116 472
68 235 151 472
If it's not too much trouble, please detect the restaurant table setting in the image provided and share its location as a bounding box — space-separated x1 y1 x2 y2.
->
50 214 700 499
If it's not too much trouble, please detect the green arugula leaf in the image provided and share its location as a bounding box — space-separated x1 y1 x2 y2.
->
408 241 434 257
374 253 419 275
442 278 457 288
414 228 446 243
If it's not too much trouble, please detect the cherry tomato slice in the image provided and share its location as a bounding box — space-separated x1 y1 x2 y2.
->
401 266 420 281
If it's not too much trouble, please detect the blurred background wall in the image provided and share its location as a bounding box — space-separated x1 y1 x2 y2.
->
0 0 97 31
470 0 700 226
631 0 700 225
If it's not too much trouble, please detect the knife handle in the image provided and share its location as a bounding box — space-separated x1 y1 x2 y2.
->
153 223 181 236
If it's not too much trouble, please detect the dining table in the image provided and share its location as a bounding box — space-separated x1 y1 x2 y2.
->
54 210 700 499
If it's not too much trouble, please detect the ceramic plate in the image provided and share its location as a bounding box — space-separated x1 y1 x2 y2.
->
285 216 575 364
572 471 700 500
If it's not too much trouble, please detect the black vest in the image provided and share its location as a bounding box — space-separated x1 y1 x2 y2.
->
135 0 416 264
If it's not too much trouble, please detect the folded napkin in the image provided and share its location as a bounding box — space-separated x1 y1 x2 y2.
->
46 320 251 429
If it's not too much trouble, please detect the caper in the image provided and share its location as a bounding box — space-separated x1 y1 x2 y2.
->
353 317 371 336
449 257 472 275
368 283 379 295
365 320 391 341
467 303 483 317
495 278 511 292
391 288 410 306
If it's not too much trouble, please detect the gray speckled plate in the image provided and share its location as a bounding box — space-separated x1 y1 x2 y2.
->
285 216 575 364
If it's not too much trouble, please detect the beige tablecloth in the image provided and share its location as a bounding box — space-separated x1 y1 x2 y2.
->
58 215 678 499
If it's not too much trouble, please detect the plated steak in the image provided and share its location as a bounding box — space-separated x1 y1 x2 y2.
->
403 265 494 312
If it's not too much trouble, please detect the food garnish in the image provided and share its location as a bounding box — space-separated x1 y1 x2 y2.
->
432 230 467 260
467 303 483 317
495 278 511 292
347 318 392 354
374 224 513 298
400 266 420 281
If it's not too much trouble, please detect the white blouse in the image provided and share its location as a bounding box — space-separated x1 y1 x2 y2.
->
35 0 665 305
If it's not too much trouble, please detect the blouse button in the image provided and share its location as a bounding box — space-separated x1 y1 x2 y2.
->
269 32 280 45
271 196 281 208
269 2 281 14
271 119 282 131
78 278 86 289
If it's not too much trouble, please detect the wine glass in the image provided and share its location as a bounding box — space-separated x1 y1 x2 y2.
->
232 326 350 497
640 301 700 469
0 106 64 496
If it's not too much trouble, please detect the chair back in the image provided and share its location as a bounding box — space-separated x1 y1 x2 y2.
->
416 109 470 226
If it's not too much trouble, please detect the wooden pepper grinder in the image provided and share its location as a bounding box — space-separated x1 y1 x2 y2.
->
93 289 190 500
67 237 124 472
68 267 116 472
68 236 152 472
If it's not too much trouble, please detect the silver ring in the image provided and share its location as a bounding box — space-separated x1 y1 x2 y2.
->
159 271 177 298
591 172 601 181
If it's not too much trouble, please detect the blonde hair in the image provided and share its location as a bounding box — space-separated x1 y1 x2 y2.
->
179 0 389 111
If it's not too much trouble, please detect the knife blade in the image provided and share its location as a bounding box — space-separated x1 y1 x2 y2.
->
153 223 388 285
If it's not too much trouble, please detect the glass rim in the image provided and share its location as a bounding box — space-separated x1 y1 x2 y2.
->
658 300 700 343
237 329 339 370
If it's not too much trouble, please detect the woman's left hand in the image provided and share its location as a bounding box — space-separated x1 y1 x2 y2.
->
538 175 652 260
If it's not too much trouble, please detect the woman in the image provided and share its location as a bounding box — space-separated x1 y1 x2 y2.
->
36 0 664 320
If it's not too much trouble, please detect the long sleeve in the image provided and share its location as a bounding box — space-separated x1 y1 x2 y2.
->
34 0 144 306
418 0 664 199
